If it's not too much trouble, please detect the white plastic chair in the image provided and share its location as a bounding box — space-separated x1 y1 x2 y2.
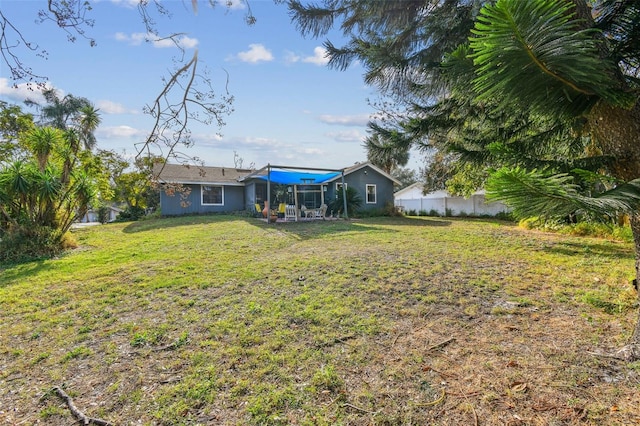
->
284 204 297 221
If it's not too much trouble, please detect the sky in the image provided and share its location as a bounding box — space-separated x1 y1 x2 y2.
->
0 0 423 171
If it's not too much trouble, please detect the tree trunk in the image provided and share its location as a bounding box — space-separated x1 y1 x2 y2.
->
589 102 640 356
630 214 640 345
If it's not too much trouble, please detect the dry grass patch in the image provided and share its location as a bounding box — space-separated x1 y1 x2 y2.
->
1 215 639 425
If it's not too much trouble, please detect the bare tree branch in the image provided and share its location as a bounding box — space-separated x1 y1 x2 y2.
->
41 0 96 46
0 11 48 87
51 386 113 426
138 49 234 167
3 1 240 170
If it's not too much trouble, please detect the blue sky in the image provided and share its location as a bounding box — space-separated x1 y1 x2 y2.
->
1 0 422 171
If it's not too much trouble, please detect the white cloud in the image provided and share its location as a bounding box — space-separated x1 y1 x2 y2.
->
325 130 365 142
96 125 145 139
236 44 274 64
96 100 139 115
300 147 324 155
155 35 199 49
0 78 56 104
114 32 144 45
318 114 371 126
303 46 329 66
284 51 301 65
108 0 140 8
115 32 199 49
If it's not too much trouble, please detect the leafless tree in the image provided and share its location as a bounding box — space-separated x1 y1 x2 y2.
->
1 0 254 169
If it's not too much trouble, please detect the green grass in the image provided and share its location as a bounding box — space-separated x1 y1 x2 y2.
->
1 215 639 425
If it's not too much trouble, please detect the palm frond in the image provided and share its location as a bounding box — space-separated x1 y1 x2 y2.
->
469 0 634 117
486 166 640 219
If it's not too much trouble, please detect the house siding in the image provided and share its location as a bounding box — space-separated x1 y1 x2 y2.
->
326 165 396 212
160 184 245 216
157 162 398 217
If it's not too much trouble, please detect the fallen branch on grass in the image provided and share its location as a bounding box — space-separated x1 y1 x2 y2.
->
427 337 455 352
416 388 446 407
52 386 113 426
588 344 640 361
316 334 357 348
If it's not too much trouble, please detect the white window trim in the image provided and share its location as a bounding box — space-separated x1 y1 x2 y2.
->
366 184 377 204
335 182 348 198
201 184 224 206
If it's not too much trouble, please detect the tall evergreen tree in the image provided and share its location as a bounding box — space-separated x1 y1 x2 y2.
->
289 0 640 357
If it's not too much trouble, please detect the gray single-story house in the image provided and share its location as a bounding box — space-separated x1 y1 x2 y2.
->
154 162 400 217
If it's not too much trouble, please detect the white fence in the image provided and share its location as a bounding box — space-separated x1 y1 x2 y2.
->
395 193 509 217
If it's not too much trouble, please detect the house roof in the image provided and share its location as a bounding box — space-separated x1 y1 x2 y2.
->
153 163 252 186
393 182 425 198
394 182 489 199
154 161 401 187
332 162 402 185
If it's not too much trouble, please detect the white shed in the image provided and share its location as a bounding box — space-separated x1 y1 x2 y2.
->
78 206 123 223
394 183 509 216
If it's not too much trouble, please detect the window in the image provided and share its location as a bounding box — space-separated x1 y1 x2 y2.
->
366 184 376 204
202 185 223 205
335 182 347 198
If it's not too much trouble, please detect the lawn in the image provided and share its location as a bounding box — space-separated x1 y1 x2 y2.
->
1 215 639 425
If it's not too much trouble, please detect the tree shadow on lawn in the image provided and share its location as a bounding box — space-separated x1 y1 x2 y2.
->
543 240 634 261
121 213 247 233
252 215 452 240
121 214 452 237
361 216 454 227
0 259 49 288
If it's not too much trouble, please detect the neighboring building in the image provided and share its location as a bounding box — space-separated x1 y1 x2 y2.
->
394 183 509 216
154 162 400 217
78 205 123 223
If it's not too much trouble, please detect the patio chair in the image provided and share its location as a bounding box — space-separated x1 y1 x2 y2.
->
315 204 328 220
301 205 314 219
284 204 297 221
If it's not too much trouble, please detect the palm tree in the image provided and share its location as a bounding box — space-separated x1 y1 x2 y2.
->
34 88 101 152
26 127 62 172
468 0 640 356
364 123 411 174
77 104 101 150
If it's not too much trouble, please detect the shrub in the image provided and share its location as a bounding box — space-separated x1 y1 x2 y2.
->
494 211 515 221
519 217 632 242
116 205 146 222
383 202 403 217
0 225 74 264
97 205 111 224
329 186 363 218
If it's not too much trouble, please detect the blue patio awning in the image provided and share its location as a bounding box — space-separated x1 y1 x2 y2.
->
255 170 340 185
